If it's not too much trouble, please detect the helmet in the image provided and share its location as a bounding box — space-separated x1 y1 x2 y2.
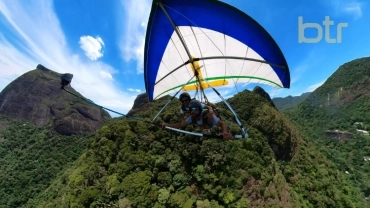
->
188 100 202 109
179 92 191 101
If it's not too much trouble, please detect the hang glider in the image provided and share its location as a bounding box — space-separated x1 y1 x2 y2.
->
143 0 290 139
144 0 290 100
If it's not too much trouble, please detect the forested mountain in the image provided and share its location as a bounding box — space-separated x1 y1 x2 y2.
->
2 58 370 207
283 56 370 205
284 56 370 135
272 92 311 111
0 64 111 136
26 87 367 207
0 65 110 207
0 115 95 207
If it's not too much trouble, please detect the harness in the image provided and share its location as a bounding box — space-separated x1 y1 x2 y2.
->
191 109 211 128
182 102 221 118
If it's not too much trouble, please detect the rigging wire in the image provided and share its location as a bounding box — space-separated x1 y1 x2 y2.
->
151 75 196 122
60 84 243 139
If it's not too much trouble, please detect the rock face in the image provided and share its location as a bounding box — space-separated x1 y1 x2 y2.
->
127 93 170 116
253 86 276 108
0 64 111 135
127 93 149 116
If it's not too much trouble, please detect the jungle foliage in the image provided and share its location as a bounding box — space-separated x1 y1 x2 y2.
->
283 57 370 206
0 115 94 207
2 58 370 207
26 89 367 207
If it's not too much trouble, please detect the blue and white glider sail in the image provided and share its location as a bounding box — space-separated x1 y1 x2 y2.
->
144 0 290 101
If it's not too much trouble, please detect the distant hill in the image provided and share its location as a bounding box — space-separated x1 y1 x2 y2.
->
272 92 311 111
286 57 370 133
0 64 111 135
27 87 367 207
283 56 370 203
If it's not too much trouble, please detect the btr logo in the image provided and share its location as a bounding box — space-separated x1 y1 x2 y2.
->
298 16 348 43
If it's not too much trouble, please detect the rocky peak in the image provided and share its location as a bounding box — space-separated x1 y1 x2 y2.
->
253 86 276 108
0 64 110 135
127 93 171 116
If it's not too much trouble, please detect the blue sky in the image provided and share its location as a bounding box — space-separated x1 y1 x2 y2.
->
0 0 369 117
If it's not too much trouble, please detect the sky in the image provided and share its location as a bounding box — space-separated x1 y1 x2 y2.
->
0 0 369 117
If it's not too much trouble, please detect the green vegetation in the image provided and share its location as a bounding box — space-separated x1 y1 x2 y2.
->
283 57 370 205
27 89 367 207
2 57 370 207
272 92 311 111
0 115 94 207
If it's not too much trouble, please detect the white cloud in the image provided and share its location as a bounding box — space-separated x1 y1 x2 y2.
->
307 80 325 92
79 35 104 60
0 36 38 90
290 65 308 85
100 71 113 80
119 0 151 74
128 88 141 93
328 0 363 20
344 3 362 19
0 0 136 117
290 48 319 85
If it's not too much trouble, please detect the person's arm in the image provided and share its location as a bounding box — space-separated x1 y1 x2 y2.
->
204 105 213 113
163 120 188 129
204 105 214 123
215 120 232 140
216 120 227 133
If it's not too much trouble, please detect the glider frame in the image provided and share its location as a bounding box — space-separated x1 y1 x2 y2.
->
149 2 249 138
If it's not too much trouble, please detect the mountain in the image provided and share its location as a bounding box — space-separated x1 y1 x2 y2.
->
127 93 150 116
283 56 370 204
0 65 111 207
272 92 311 111
126 92 170 117
0 64 111 135
26 87 367 207
2 60 369 207
253 86 276 109
285 57 370 134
